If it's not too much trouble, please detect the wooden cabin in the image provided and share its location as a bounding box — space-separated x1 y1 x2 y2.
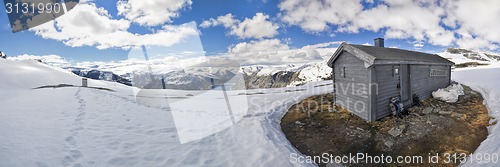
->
327 38 454 121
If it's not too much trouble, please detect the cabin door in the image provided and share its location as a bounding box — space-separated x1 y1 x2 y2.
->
400 65 411 103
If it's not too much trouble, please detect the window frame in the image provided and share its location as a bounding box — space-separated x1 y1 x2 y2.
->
339 67 346 78
430 68 448 77
393 65 400 77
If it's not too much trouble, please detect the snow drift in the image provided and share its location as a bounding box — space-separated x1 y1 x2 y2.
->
453 67 500 167
432 84 465 103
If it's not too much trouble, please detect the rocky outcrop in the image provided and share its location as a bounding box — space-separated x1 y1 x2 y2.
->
71 69 132 86
244 71 302 89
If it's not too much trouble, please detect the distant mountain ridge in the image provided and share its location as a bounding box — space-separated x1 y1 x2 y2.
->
60 60 331 90
40 48 500 90
68 68 132 86
438 48 500 64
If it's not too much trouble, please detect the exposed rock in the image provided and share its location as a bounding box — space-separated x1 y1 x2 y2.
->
244 71 301 89
422 107 433 114
388 125 406 137
384 140 394 148
295 121 304 125
326 162 345 167
411 112 422 117
72 69 132 86
439 110 452 115
451 112 464 118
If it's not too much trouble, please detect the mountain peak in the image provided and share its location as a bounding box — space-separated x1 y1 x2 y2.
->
439 48 500 64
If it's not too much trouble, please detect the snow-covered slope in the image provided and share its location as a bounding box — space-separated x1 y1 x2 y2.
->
437 48 500 64
0 58 332 167
240 60 331 88
453 67 500 167
289 61 331 86
0 59 81 91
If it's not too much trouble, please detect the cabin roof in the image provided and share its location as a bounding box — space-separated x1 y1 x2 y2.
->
327 42 455 67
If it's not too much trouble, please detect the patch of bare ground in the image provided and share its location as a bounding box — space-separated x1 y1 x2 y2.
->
281 85 494 167
33 84 114 92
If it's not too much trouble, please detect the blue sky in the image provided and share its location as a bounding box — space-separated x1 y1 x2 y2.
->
0 0 498 64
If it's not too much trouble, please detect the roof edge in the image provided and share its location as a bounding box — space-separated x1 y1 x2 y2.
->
326 42 347 68
327 43 377 68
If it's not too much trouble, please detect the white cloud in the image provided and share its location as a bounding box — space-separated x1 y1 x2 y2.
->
73 55 209 76
8 54 71 67
201 13 279 39
117 0 192 26
228 39 289 54
278 0 362 32
413 41 424 48
200 13 238 28
346 0 455 46
66 40 340 74
227 39 341 65
278 0 500 51
31 3 198 50
448 0 500 50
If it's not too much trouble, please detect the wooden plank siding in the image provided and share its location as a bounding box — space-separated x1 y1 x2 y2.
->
410 65 451 100
372 64 451 120
373 65 400 120
329 43 454 122
333 52 370 120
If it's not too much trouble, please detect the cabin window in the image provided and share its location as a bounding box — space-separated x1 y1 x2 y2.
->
340 67 346 78
393 65 400 77
430 68 447 77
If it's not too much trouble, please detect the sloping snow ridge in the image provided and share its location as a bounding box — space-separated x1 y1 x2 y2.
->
453 66 500 167
289 61 331 86
437 48 500 64
0 58 331 167
432 84 465 103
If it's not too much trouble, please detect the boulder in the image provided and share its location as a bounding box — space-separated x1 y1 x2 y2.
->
295 121 305 126
422 107 433 114
388 125 406 137
451 112 464 118
384 140 394 148
439 110 452 115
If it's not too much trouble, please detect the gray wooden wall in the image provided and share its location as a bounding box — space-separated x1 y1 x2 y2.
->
410 65 451 100
373 65 400 120
333 52 370 120
332 52 451 121
372 64 451 120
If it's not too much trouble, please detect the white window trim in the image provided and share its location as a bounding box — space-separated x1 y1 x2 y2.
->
430 69 447 77
393 65 400 77
340 67 346 78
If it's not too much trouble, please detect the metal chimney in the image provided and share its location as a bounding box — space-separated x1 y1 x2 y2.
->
374 38 384 47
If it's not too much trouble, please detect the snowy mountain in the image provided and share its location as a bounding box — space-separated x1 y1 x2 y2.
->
241 60 331 88
63 59 332 90
12 47 500 91
437 48 500 64
64 47 500 90
68 68 132 86
25 47 500 91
